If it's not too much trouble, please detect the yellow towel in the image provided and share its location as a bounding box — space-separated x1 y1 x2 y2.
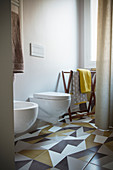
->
77 69 91 93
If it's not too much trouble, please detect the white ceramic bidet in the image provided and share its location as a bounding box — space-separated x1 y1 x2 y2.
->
14 101 38 134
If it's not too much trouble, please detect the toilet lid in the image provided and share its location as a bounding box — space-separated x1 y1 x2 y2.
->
33 92 71 100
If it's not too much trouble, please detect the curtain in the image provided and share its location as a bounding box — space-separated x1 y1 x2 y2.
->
95 0 113 130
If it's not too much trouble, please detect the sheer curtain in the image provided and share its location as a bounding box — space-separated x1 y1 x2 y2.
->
95 0 113 130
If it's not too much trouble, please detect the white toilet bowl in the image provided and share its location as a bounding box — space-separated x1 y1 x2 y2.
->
29 92 71 124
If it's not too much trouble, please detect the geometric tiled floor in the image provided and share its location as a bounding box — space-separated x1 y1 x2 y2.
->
15 115 113 170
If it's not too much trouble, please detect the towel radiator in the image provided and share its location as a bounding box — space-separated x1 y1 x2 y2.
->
62 70 96 121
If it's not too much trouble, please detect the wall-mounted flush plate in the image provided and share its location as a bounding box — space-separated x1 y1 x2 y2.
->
30 43 45 58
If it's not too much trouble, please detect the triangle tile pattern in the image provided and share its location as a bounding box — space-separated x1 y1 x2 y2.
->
19 149 46 159
85 163 109 170
49 150 65 167
55 157 69 170
49 139 83 153
83 126 95 132
67 156 87 170
69 148 95 160
15 153 32 162
89 119 95 123
98 144 113 156
19 160 33 170
15 160 32 170
15 115 113 169
34 150 53 167
88 144 102 152
29 160 52 170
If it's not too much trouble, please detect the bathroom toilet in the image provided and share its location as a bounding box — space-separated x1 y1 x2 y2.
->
29 92 71 124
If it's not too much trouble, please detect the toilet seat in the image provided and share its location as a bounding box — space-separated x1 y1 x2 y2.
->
33 92 70 100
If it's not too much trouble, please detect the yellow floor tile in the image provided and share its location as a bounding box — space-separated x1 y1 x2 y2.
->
19 149 46 159
47 129 75 138
34 150 53 167
88 115 95 119
72 118 80 121
103 131 112 137
60 123 68 127
85 134 100 149
105 141 113 152
39 131 51 136
42 125 53 131
27 138 44 144
72 122 95 129
85 130 96 134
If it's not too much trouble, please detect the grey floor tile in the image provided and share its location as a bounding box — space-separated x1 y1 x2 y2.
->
84 163 109 170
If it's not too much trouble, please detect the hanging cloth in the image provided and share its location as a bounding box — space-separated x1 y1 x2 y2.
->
11 11 24 73
96 0 113 130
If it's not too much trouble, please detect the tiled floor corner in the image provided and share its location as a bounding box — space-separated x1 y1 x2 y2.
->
15 115 113 170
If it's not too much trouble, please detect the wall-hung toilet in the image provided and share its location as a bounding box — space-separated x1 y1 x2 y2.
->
29 92 71 124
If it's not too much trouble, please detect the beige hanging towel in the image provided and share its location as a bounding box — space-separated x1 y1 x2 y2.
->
11 11 24 73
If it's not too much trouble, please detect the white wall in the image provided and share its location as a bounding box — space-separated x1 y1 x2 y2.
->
14 0 80 100
0 0 14 169
78 0 84 68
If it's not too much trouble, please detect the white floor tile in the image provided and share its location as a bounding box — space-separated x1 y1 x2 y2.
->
46 135 67 142
89 123 97 129
94 135 108 144
15 153 31 162
80 117 92 123
62 144 85 156
41 142 59 150
78 141 86 150
64 136 77 140
67 156 86 170
49 150 65 167
19 160 33 170
15 130 41 142
48 126 62 132
15 141 33 153
62 131 75 136
32 140 59 150
76 127 88 137
64 134 90 140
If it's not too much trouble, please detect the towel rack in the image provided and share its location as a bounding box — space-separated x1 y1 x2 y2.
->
62 70 96 121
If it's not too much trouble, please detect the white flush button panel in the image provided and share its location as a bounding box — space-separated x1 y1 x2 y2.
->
30 43 45 58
